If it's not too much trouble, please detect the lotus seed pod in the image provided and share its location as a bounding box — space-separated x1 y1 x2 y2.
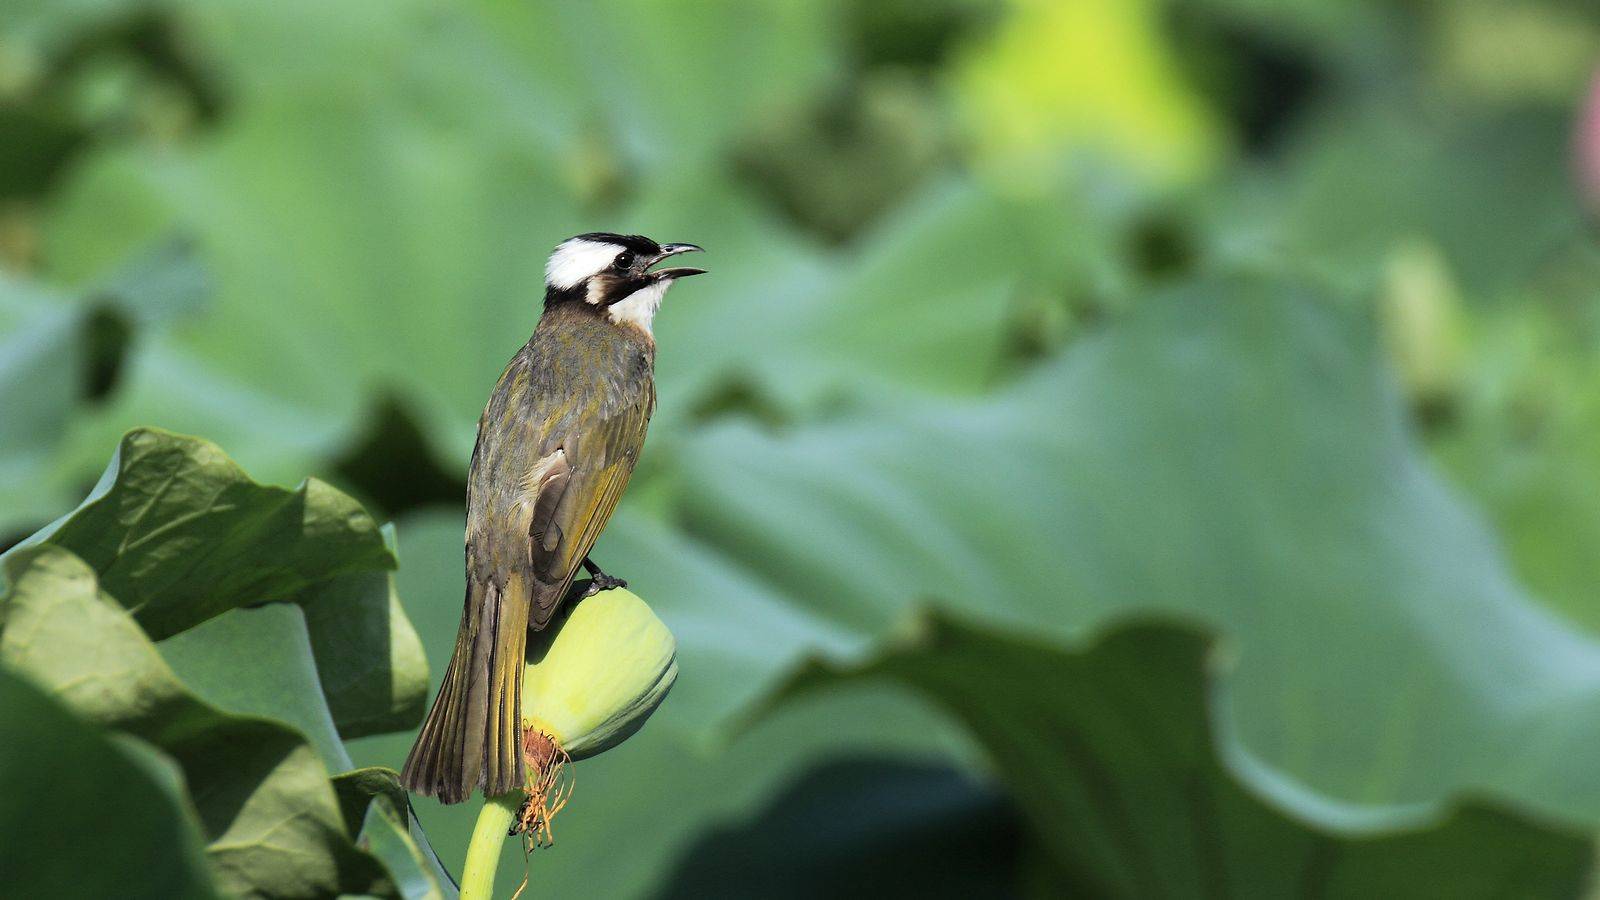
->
521 587 677 760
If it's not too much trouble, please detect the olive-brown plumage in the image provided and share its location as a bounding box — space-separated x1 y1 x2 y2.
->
403 233 702 803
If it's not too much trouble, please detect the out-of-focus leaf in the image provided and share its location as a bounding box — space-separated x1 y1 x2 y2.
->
672 279 1600 827
634 173 1118 447
734 72 955 243
1429 2 1598 104
0 545 396 897
334 767 458 900
56 331 352 490
0 274 87 532
0 241 213 538
0 666 219 900
11 427 393 639
952 0 1225 185
91 236 212 325
1218 98 1582 298
1182 0 1384 46
1376 239 1467 406
1423 268 1600 633
770 615 1593 898
469 0 837 170
38 145 182 289
658 757 1030 899
1580 69 1600 216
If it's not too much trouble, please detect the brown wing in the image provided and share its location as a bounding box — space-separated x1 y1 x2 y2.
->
523 391 651 627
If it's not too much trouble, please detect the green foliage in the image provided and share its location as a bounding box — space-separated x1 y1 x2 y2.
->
677 282 1600 819
0 666 218 899
17 428 393 637
12 428 427 737
0 275 89 531
1 545 392 895
0 431 443 897
370 282 1600 896
774 614 1593 898
7 0 1600 895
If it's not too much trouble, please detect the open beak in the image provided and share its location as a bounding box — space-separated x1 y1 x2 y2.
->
648 243 706 281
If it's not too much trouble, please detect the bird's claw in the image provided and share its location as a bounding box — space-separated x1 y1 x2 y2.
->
581 573 628 598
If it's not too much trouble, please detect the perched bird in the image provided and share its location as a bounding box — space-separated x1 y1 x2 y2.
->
403 233 704 804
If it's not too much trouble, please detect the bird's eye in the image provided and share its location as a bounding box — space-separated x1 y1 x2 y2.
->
614 251 635 270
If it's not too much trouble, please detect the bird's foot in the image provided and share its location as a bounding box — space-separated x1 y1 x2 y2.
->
578 555 627 598
581 572 628 598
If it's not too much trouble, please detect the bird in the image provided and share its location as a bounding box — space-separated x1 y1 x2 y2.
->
402 232 704 804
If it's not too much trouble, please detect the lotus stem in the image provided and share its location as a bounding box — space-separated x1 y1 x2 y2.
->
460 791 520 900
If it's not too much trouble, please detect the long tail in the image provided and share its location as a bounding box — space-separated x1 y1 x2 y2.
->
402 573 530 804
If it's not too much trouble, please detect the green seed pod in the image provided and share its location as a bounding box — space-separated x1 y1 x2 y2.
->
521 587 677 760
461 589 678 898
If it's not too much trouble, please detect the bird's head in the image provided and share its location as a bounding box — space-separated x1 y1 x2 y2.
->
543 232 705 334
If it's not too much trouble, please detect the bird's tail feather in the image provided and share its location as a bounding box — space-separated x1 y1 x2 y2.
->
402 574 530 804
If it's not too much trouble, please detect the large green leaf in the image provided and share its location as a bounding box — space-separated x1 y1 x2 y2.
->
466 0 838 170
770 614 1593 898
6 427 428 737
0 666 218 899
0 544 396 897
0 429 438 896
670 279 1600 825
1215 95 1583 300
11 427 391 638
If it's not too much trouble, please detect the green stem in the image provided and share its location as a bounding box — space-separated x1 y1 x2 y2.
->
460 792 521 900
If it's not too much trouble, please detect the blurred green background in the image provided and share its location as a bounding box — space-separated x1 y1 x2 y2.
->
5 0 1600 896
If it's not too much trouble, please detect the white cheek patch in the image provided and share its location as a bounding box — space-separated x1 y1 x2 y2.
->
606 279 669 334
545 239 623 290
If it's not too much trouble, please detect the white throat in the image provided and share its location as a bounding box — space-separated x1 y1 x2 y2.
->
606 280 669 334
